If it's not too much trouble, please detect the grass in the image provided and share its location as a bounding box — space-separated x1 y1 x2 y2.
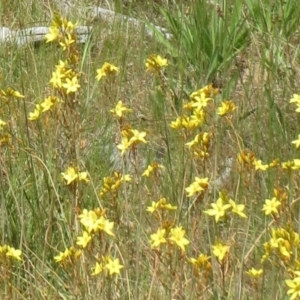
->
1 0 300 299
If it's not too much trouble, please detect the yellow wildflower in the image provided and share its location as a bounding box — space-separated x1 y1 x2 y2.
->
169 226 190 252
6 246 22 261
217 100 237 116
286 271 300 300
129 129 148 144
45 26 59 43
262 197 281 215
62 76 80 94
142 162 165 177
253 159 269 171
104 258 124 276
28 104 42 121
0 119 6 129
185 177 209 197
204 197 231 222
246 268 263 278
91 262 104 276
76 231 92 248
229 199 247 218
292 135 300 148
145 55 168 72
96 62 119 81
110 100 132 118
212 242 229 262
150 228 167 249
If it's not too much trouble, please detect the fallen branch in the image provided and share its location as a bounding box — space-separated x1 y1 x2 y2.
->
0 6 171 46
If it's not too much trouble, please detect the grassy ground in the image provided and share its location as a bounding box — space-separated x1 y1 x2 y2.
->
1 0 300 299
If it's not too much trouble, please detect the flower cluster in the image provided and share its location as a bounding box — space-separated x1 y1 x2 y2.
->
185 177 209 197
142 161 165 177
0 244 22 261
110 100 132 118
262 227 299 263
96 62 119 81
188 253 211 276
61 166 89 185
45 14 77 50
54 207 123 277
99 172 131 198
145 54 168 72
117 127 148 156
78 208 115 236
150 226 190 252
54 246 81 263
91 256 123 276
204 192 247 222
146 197 177 213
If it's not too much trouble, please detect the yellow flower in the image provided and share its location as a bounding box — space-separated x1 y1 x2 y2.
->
110 100 132 118
0 119 6 129
185 177 209 197
286 271 300 300
0 245 7 253
253 159 269 171
54 247 81 263
147 201 160 213
212 242 229 262
278 240 291 259
121 174 132 182
188 253 211 267
181 115 199 129
45 26 59 43
91 262 104 276
97 216 115 236
61 167 78 185
217 100 237 116
76 231 92 248
290 94 300 106
246 268 263 278
62 76 80 94
186 134 200 148
78 171 89 183
40 96 59 112
262 197 281 215
169 226 190 252
142 162 165 177
28 104 42 121
96 62 119 81
129 129 148 144
204 197 231 223
59 33 75 50
54 248 72 263
104 258 124 276
282 160 295 170
147 198 177 213
292 135 300 148
78 209 100 233
145 55 168 72
170 117 182 129
50 70 65 88
61 167 89 185
292 159 300 170
150 228 167 249
190 90 211 109
6 246 22 261
117 137 131 156
229 199 247 218
6 88 25 98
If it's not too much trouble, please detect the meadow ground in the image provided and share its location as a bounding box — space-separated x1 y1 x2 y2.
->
1 0 300 299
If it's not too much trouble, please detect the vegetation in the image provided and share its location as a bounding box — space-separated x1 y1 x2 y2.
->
2 0 300 299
